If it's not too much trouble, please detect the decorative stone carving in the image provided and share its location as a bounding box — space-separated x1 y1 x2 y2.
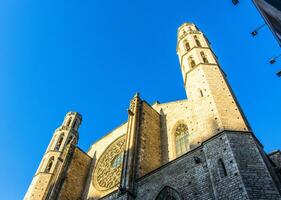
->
93 135 126 191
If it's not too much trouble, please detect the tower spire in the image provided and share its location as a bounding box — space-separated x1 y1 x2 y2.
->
176 22 250 145
24 112 82 200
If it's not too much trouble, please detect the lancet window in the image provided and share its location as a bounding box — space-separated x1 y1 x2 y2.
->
45 157 54 173
194 35 202 47
155 186 182 200
200 51 209 63
55 134 64 151
175 123 189 157
188 56 196 68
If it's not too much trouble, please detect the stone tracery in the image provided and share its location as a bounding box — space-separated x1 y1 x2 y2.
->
93 135 126 191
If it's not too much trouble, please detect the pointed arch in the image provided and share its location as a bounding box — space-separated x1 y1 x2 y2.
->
188 56 196 68
184 40 190 52
66 117 72 127
173 122 189 157
194 35 202 47
55 133 64 151
45 156 54 173
200 51 209 63
155 186 182 200
72 119 77 129
66 135 73 145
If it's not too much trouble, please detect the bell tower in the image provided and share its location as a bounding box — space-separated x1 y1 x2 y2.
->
176 23 250 145
24 112 82 200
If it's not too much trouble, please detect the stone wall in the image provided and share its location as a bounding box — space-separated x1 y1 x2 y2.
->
177 23 250 150
57 147 92 200
203 132 249 200
135 145 214 200
152 100 190 162
227 133 281 199
100 131 281 200
136 101 162 178
24 173 52 200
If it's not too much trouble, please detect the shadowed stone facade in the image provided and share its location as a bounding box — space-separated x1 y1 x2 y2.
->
24 23 281 200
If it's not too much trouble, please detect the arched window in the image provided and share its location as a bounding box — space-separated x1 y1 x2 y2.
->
72 119 77 129
45 157 54 173
194 35 202 47
66 117 72 127
175 124 189 157
188 56 196 68
200 51 209 63
55 134 64 151
155 186 182 200
66 136 73 145
218 158 228 177
185 41 190 51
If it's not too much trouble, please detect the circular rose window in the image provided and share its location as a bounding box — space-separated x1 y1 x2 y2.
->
93 135 126 191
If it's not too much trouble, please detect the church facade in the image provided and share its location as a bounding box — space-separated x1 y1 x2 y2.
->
24 23 281 200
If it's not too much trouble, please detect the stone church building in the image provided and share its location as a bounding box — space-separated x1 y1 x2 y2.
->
25 23 281 200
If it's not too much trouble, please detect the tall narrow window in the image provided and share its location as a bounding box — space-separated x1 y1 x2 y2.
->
72 119 77 129
67 136 73 145
188 56 196 68
194 35 202 47
175 124 189 157
218 158 228 177
185 41 190 51
45 157 54 173
200 51 209 63
66 117 72 127
55 134 64 151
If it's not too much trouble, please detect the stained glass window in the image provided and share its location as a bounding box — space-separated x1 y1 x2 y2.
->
175 124 189 157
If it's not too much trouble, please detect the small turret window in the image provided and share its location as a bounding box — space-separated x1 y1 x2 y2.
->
67 136 73 145
200 51 209 63
194 35 202 47
175 124 189 157
66 117 72 127
188 56 196 68
72 119 77 129
185 41 190 51
55 134 64 151
45 157 54 173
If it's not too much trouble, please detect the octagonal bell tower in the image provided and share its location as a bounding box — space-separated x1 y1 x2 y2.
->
176 23 251 145
24 112 82 200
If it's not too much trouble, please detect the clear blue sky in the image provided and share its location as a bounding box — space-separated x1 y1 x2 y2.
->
0 0 280 199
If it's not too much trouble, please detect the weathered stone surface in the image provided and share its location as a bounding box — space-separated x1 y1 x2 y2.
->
24 23 281 200
100 132 281 200
136 101 162 178
57 147 91 200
